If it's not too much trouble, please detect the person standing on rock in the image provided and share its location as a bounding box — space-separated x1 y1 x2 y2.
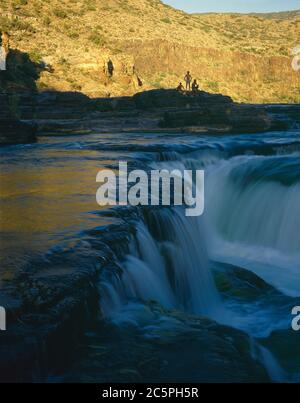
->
184 71 192 91
107 59 114 78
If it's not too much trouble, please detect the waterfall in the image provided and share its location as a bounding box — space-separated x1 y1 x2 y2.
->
205 154 300 296
206 156 300 254
97 139 299 382
101 208 222 319
257 346 287 383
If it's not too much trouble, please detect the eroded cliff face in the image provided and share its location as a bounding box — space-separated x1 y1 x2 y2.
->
123 39 299 103
32 37 293 102
51 37 295 102
1 0 299 102
39 50 147 97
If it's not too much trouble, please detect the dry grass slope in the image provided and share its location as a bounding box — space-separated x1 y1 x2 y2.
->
0 0 299 102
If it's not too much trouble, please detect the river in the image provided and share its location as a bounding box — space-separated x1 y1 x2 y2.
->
0 129 300 382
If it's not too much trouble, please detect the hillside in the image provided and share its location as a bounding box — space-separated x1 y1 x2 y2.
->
249 10 300 20
0 0 299 102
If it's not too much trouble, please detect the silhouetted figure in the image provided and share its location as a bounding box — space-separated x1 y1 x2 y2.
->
184 71 192 91
192 79 199 94
107 59 114 77
176 82 184 93
137 76 143 87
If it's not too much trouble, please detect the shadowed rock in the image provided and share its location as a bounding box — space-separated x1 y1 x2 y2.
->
0 94 37 145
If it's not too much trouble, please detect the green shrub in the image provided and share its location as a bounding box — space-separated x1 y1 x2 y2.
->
0 16 11 32
207 81 219 92
58 57 68 65
29 49 42 64
53 9 68 19
68 32 79 39
11 0 28 9
43 16 51 27
15 0 28 5
0 16 35 33
89 32 105 46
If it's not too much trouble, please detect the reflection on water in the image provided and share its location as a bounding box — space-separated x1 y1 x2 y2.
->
0 138 118 275
1 130 300 277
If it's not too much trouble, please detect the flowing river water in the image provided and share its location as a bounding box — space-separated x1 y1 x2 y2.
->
0 129 300 382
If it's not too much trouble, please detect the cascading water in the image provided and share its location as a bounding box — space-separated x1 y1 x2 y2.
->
205 154 300 296
97 135 300 382
2 128 299 382
101 138 300 326
101 208 222 320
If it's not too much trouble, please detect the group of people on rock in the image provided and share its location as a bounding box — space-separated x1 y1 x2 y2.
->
177 71 200 94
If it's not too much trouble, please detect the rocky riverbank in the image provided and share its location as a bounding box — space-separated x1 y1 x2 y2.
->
1 120 299 381
1 89 299 145
0 220 134 381
0 94 37 146
0 212 272 382
1 204 298 382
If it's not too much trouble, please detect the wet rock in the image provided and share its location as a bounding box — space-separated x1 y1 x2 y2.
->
0 218 138 381
161 104 273 134
0 94 37 145
66 302 270 383
262 329 300 378
37 120 91 135
0 118 37 145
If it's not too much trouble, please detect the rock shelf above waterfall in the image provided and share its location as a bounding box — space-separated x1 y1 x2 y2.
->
1 89 297 144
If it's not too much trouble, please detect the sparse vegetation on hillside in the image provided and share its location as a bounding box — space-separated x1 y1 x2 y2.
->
0 0 299 102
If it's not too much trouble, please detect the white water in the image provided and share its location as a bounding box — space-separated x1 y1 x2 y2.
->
258 346 287 383
205 155 300 296
99 143 299 382
102 149 300 317
101 209 222 320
